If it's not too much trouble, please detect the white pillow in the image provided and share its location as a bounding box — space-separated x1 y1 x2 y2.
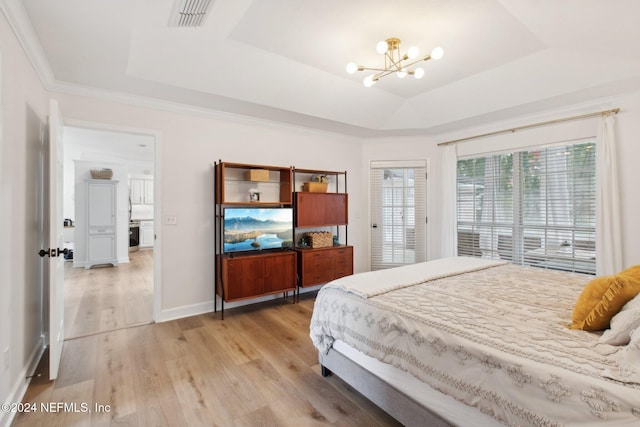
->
602 327 640 384
599 293 640 345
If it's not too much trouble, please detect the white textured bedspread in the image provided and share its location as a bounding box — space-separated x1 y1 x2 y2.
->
310 259 640 426
322 256 506 298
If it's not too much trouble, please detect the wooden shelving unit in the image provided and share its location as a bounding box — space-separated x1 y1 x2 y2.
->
292 168 353 297
213 163 355 315
214 161 297 319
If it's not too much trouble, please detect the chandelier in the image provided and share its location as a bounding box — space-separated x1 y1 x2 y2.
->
346 38 444 87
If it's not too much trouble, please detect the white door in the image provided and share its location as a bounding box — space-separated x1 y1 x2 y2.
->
370 161 427 270
48 100 65 380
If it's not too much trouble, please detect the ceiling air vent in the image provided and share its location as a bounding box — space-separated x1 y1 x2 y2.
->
170 0 213 27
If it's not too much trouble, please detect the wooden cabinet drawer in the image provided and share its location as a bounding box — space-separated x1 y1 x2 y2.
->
303 272 325 285
297 246 353 287
302 253 332 274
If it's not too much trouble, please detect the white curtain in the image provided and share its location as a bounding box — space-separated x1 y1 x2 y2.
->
440 144 457 257
596 113 623 275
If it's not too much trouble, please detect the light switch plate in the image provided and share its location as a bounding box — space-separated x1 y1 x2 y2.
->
164 214 178 225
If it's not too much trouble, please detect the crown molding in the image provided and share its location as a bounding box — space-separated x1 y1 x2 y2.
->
0 0 55 87
46 79 370 140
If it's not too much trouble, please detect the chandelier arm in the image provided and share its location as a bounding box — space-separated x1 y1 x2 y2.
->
358 67 390 72
375 69 396 80
358 56 433 79
384 54 427 73
401 55 433 69
385 52 406 71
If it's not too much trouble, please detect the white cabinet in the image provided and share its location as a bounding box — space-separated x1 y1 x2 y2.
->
130 179 144 204
140 220 154 248
144 179 154 204
130 176 153 205
86 180 118 269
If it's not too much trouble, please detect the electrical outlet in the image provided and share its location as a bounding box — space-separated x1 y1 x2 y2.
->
3 348 9 371
164 214 178 225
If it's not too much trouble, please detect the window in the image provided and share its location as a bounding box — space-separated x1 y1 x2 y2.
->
371 161 427 270
456 140 596 274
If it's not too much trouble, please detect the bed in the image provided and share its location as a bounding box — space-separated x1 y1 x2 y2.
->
310 257 640 426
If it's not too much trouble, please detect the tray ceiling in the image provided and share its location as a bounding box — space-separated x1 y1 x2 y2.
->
10 0 640 136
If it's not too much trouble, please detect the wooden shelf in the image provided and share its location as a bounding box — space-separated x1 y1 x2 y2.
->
216 162 292 205
221 201 291 206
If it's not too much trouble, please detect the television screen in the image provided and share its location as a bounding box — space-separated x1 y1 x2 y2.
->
223 207 293 253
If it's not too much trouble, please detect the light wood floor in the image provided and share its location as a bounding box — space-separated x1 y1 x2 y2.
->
14 295 402 426
64 250 154 339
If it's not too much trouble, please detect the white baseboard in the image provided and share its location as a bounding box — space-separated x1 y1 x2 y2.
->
0 337 45 427
156 300 215 323
156 285 321 323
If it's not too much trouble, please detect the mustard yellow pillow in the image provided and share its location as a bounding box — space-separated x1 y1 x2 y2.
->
569 273 640 331
621 265 640 280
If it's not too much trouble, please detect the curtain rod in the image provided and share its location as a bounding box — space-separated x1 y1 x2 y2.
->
437 108 620 147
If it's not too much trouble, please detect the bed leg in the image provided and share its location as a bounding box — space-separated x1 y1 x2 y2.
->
321 365 333 377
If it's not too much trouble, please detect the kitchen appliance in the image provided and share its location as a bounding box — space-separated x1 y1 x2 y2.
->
129 220 140 252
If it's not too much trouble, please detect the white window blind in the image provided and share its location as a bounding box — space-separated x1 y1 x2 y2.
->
370 161 427 270
457 140 596 274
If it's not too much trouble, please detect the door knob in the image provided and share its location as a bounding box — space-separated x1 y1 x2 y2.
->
38 249 51 257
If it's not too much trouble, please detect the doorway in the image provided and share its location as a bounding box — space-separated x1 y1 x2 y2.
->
370 160 428 270
62 125 157 339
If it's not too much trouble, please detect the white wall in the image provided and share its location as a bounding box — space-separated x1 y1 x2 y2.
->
610 93 640 267
52 93 367 320
0 12 48 427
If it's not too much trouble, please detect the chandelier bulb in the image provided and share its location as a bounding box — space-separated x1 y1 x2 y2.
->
397 69 408 79
346 62 358 74
363 74 377 87
407 46 419 59
414 67 425 79
376 41 388 54
430 46 444 60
